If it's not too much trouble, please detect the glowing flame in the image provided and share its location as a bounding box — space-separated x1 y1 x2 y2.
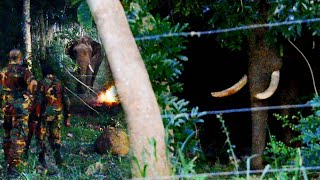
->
97 85 120 106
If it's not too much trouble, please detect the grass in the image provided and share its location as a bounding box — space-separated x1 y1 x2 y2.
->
1 109 318 179
0 110 132 179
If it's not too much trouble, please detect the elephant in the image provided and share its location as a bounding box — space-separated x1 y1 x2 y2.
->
211 27 283 169
211 29 320 169
66 35 103 94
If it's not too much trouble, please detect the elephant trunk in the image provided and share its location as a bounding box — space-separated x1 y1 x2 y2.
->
254 70 280 100
77 56 91 94
211 75 248 97
250 100 268 169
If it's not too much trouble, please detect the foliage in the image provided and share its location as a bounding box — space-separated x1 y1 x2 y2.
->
45 27 80 91
0 0 23 65
268 0 320 42
125 1 188 94
122 0 207 173
264 96 320 179
161 96 205 157
264 136 307 179
144 0 212 23
297 97 320 166
206 0 320 51
208 1 258 50
76 2 92 31
70 0 94 32
264 135 297 167
45 23 100 91
217 115 239 173
176 0 320 51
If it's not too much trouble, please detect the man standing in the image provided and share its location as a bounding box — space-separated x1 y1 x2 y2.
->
0 48 37 177
35 64 71 172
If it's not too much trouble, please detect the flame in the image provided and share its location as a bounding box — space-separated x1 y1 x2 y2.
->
97 85 120 106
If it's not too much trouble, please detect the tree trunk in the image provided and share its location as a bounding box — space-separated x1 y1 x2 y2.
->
23 0 32 68
86 0 171 178
39 10 46 61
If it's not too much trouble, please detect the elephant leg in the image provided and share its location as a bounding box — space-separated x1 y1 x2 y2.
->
78 66 88 94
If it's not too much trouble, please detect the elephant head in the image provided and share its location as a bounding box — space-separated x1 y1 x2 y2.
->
66 35 103 94
211 38 283 169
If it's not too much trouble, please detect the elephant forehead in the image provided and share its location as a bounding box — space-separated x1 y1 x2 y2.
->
74 43 93 52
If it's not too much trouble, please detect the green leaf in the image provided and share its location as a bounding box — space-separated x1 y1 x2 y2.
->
177 55 188 61
77 1 93 30
71 0 83 6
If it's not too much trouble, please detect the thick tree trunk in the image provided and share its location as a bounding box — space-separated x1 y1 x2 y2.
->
86 0 171 178
23 0 32 67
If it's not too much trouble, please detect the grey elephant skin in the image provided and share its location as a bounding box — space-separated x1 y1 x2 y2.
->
66 35 103 94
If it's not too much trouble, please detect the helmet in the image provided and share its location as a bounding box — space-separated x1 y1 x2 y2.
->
9 49 22 61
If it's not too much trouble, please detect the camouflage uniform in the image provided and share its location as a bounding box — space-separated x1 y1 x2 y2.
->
0 49 36 176
24 82 42 159
36 74 70 167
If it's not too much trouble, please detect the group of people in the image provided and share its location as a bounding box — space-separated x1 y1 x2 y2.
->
0 48 71 178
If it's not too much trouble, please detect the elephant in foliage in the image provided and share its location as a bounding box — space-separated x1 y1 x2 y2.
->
211 28 283 169
66 35 103 94
211 31 320 169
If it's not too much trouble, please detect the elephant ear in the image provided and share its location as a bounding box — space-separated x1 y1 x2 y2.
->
65 40 77 60
91 40 102 58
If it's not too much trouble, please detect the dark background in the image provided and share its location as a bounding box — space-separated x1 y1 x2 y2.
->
177 35 252 162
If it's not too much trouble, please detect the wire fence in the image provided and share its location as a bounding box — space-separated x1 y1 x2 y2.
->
160 103 319 119
131 165 320 180
135 18 320 41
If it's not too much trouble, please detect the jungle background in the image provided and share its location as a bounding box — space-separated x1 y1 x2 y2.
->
1 0 320 179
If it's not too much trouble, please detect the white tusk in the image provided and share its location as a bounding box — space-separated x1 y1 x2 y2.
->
89 64 94 73
211 75 248 97
255 70 280 100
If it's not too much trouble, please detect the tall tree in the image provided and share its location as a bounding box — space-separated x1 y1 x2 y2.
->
23 0 32 67
86 0 171 178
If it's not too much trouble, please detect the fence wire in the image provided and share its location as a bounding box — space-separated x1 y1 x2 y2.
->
131 165 320 180
161 102 320 119
135 18 320 41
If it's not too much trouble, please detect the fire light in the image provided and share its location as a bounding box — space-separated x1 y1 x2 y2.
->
97 85 120 106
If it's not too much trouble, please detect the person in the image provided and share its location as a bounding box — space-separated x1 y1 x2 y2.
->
0 48 37 178
34 63 71 172
24 80 42 160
